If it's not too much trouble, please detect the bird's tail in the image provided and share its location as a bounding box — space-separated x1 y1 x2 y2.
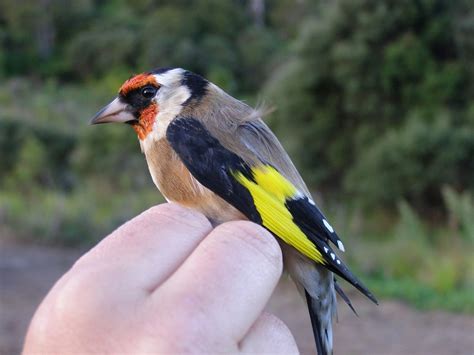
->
305 290 333 355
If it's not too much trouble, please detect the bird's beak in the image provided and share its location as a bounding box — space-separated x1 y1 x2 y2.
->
90 97 135 125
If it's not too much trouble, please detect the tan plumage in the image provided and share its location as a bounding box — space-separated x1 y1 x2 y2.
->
145 138 245 223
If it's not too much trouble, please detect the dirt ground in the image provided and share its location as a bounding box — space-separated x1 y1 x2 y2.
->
1 237 473 355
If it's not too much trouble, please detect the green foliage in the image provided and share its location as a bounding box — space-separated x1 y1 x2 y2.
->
0 0 473 313
346 200 473 313
346 113 474 208
366 278 474 313
0 0 94 76
66 26 139 78
4 135 49 192
0 118 76 189
0 0 292 94
0 79 159 245
442 186 474 242
1 182 162 246
265 0 473 211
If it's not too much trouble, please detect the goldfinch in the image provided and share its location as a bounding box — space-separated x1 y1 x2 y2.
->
91 67 377 355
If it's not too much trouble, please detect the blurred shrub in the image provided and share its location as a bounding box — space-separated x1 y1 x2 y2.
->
4 134 49 192
442 186 474 242
265 0 473 212
0 79 161 246
66 26 139 78
0 0 472 312
0 0 289 95
0 0 95 76
346 113 474 209
347 199 473 312
0 118 76 189
0 182 162 246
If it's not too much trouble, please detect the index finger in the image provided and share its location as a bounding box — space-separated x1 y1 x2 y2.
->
151 221 283 343
72 203 213 291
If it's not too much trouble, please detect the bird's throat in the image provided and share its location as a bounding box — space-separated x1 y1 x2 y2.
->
132 103 158 140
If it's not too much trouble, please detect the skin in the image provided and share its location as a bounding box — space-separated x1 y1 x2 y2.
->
23 203 299 354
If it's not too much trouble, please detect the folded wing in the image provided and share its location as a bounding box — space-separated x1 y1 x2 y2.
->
166 116 377 304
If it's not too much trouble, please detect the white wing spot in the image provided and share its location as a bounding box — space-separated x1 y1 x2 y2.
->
337 240 345 252
330 253 336 260
291 192 307 201
308 199 316 206
324 246 329 253
336 259 341 265
323 219 334 233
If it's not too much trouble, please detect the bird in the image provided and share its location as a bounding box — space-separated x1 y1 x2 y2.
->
91 67 377 355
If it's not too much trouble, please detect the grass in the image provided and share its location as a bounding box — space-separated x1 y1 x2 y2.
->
366 277 474 313
336 194 474 314
0 181 163 246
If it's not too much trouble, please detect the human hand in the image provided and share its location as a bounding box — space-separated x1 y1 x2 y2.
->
23 203 298 354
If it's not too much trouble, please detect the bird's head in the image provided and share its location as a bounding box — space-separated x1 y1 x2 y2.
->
91 67 208 141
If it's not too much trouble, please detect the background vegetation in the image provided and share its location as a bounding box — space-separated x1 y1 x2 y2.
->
0 0 472 312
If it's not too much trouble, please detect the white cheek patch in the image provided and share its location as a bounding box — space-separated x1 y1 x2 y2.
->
141 69 191 146
152 84 191 139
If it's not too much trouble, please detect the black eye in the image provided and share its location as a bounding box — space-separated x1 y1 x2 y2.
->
141 86 157 98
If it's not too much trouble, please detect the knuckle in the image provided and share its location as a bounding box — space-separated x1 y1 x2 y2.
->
256 312 298 353
259 312 292 335
215 221 282 271
144 203 212 230
53 266 107 316
142 295 211 350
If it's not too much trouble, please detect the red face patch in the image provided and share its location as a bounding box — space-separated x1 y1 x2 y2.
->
119 73 158 96
130 103 158 140
120 73 160 140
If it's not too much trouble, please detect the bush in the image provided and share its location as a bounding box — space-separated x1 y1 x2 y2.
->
0 181 162 246
0 119 76 189
345 113 474 210
346 200 473 312
442 186 474 242
264 0 473 211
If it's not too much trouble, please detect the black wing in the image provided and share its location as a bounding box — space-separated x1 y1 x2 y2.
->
166 117 377 304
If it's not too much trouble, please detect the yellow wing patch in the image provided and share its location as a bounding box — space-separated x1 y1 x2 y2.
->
234 166 325 264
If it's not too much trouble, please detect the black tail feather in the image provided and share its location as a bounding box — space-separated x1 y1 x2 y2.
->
334 279 358 317
305 290 329 355
314 240 378 305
